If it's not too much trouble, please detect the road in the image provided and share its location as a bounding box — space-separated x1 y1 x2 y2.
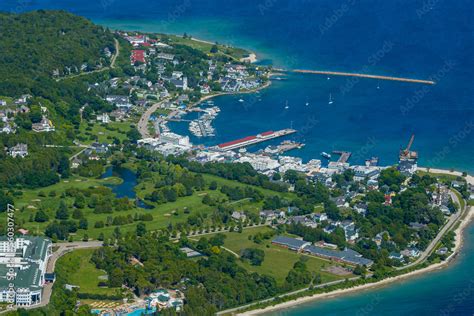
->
21 241 103 310
397 190 466 270
137 98 170 138
56 38 120 81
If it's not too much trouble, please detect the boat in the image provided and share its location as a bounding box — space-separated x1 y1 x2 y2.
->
238 98 244 102
284 100 289 109
321 152 331 159
328 93 334 105
305 101 309 106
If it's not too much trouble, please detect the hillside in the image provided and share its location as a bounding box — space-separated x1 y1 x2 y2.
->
0 10 115 96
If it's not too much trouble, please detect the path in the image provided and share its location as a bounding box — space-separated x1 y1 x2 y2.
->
397 190 467 270
55 38 120 81
9 241 103 311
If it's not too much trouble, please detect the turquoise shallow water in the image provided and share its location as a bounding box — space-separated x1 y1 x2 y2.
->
0 1 473 314
268 223 474 316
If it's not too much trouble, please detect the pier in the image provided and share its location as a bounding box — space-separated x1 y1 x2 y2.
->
333 151 352 163
292 69 435 85
216 129 297 151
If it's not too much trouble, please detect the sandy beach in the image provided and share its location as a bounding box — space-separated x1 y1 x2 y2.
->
239 168 473 315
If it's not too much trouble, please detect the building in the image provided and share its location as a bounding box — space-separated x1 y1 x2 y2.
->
96 113 110 124
271 236 310 251
0 236 52 306
32 117 55 132
159 132 190 146
304 245 373 266
8 143 28 158
131 50 146 64
106 95 132 108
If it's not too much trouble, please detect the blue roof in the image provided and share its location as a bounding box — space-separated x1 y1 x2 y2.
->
272 236 308 250
305 245 373 266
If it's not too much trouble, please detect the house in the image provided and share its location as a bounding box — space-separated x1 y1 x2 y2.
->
271 236 310 251
436 247 448 255
131 50 146 64
8 143 28 158
451 180 464 189
180 247 202 258
313 213 328 222
71 157 82 169
106 95 132 108
96 113 110 124
90 142 109 154
354 202 368 215
0 100 6 106
389 252 404 261
231 211 246 221
32 117 55 132
259 210 278 221
401 247 420 258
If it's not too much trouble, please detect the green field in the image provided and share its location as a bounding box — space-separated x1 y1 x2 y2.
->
166 34 250 60
77 121 133 145
211 226 349 285
55 248 121 296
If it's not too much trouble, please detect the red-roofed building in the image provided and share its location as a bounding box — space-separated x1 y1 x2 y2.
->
218 135 256 148
131 50 146 65
260 131 274 137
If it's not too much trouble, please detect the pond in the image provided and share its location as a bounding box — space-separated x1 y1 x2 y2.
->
101 166 152 209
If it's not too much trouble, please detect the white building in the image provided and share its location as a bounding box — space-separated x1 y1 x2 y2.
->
8 143 28 158
0 237 52 306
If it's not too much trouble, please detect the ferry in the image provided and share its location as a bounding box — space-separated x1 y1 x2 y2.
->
321 152 331 159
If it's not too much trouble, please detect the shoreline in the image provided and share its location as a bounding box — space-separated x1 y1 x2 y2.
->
240 210 473 315
239 168 473 315
187 79 271 109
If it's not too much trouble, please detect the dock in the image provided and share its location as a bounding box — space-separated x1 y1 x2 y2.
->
292 69 435 85
216 129 297 151
333 151 352 163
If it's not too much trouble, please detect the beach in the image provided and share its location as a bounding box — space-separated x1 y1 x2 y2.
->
239 168 473 315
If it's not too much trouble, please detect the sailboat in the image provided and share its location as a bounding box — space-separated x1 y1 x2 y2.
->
328 93 334 105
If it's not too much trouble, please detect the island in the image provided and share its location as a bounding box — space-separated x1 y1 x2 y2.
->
0 10 472 316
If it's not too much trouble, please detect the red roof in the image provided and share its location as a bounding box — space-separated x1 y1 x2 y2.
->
141 42 151 47
131 50 146 63
260 131 274 137
218 135 256 148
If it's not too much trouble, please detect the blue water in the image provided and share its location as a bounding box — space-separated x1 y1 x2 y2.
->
101 166 152 209
1 1 473 314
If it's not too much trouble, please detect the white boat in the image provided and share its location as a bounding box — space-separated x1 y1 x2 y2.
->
321 152 331 159
238 98 244 102
328 93 334 105
284 100 289 109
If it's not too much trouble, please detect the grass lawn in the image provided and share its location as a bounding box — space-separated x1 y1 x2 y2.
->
55 248 121 296
166 34 250 60
77 121 133 145
217 226 349 285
